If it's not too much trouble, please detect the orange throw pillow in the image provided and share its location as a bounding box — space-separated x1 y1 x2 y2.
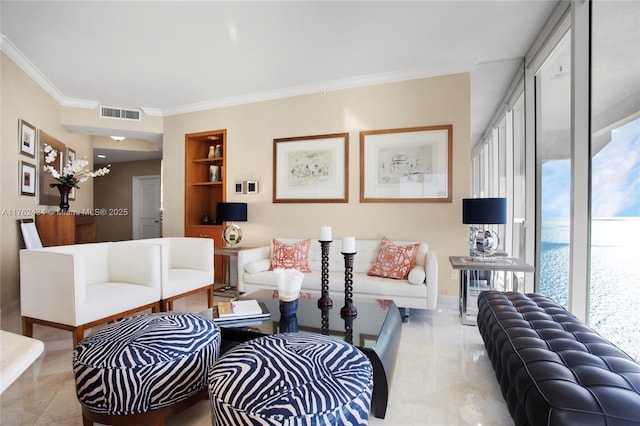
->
368 237 420 280
269 239 311 272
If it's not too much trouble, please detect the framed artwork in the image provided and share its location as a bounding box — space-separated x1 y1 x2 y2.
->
273 133 348 203
20 161 37 196
19 119 37 157
246 180 259 194
39 131 66 206
360 125 452 203
67 148 76 200
235 181 244 194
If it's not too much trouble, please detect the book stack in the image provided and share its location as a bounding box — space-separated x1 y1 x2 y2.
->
213 299 270 324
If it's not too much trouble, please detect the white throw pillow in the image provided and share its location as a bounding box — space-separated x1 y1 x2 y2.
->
244 259 271 274
407 265 426 285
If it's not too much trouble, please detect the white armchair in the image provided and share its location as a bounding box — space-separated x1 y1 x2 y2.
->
133 237 215 311
20 242 162 347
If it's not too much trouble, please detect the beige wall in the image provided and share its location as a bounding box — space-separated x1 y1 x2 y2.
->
0 53 94 312
1 57 471 312
94 159 162 242
163 75 472 295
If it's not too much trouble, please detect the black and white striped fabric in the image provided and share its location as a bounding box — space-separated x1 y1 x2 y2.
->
208 332 373 425
73 312 220 415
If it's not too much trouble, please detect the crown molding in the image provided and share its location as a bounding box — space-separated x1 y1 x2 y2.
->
161 62 472 117
2 35 60 104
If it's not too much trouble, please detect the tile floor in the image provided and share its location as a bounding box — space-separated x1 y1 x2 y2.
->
0 294 512 425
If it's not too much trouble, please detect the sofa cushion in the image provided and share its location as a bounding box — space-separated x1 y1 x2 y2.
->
269 239 311 272
367 237 419 279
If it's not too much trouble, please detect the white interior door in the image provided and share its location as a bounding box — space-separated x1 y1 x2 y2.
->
132 175 161 239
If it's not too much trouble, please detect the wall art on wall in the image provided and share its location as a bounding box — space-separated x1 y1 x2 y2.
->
19 119 37 157
20 160 37 196
235 181 244 194
273 133 348 203
38 131 66 206
360 125 452 203
246 180 259 194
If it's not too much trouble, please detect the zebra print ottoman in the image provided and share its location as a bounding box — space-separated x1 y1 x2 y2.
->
73 312 221 425
208 332 374 425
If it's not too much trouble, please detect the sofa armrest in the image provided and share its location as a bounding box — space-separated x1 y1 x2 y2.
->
237 246 271 292
20 249 84 325
425 250 438 310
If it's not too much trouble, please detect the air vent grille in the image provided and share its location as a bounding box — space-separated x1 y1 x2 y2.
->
100 106 141 121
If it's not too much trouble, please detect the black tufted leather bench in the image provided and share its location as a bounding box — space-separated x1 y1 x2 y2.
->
477 291 640 426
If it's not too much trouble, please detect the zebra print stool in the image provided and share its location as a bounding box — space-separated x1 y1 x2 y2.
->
208 332 374 425
73 312 220 426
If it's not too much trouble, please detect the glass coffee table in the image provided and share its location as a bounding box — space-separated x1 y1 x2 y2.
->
201 289 402 419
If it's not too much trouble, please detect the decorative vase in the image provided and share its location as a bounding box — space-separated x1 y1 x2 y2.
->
208 145 215 159
54 184 72 212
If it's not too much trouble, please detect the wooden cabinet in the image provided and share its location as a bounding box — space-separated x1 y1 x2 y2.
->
36 214 97 246
184 129 227 284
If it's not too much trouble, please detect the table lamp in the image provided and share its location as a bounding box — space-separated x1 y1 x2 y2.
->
462 198 506 259
216 202 247 246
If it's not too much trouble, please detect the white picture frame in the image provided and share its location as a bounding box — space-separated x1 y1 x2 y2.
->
246 181 259 194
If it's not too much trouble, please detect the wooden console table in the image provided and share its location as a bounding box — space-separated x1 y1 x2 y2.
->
36 214 97 246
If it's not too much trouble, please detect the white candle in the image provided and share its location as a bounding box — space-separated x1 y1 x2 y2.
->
342 236 356 253
319 225 332 241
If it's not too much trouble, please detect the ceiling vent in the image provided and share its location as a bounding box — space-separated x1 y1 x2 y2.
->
100 106 141 121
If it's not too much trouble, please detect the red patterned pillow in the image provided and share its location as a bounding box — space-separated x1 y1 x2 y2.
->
367 237 420 279
269 239 311 272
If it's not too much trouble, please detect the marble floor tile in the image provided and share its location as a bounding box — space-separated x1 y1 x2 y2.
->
1 294 511 425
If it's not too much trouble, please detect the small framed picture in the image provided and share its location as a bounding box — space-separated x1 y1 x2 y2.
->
235 181 244 194
19 119 37 157
246 180 259 194
20 160 36 196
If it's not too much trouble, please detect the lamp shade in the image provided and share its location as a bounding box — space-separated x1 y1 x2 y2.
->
462 198 506 224
216 202 247 222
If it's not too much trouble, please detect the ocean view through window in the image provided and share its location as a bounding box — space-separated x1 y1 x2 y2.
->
540 118 639 361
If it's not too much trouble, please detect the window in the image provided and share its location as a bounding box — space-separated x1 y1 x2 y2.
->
536 32 572 308
589 0 640 361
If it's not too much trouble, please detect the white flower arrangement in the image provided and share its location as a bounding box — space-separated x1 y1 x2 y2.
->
43 144 110 188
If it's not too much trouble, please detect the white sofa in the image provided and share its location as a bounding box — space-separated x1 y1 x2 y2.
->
132 237 215 311
20 242 162 347
238 238 438 312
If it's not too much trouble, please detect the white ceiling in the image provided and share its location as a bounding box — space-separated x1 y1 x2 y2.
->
0 0 559 162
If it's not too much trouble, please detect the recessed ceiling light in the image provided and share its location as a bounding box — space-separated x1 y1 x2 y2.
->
97 154 106 158
110 136 126 141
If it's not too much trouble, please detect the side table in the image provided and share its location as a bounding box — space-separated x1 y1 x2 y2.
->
449 256 534 325
214 246 253 298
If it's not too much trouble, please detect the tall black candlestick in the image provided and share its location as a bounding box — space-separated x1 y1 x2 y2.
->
340 251 357 317
317 240 333 308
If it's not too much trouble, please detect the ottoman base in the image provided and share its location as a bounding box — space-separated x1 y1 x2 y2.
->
81 388 207 426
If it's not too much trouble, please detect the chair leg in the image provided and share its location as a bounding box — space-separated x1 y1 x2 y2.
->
22 317 34 338
73 327 85 348
207 286 214 308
